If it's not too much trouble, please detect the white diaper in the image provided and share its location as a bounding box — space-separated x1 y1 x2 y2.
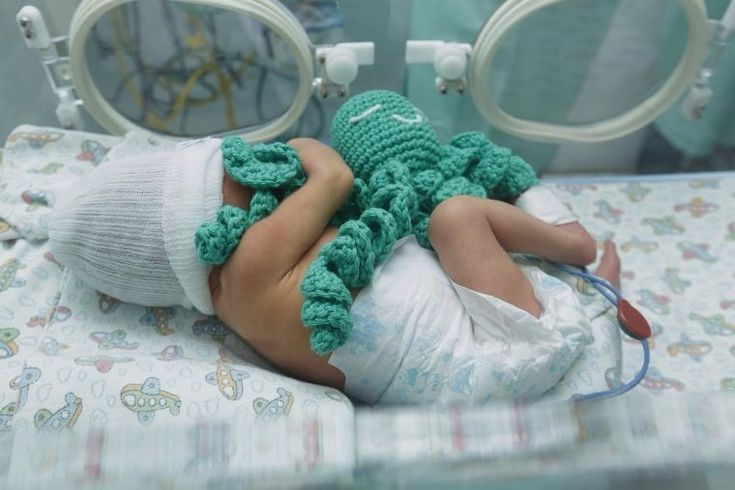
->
515 184 578 225
328 236 595 405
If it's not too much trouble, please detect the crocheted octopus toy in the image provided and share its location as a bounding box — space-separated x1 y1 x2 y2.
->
195 90 539 355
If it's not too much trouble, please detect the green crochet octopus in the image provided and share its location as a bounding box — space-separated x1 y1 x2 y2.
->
195 89 538 355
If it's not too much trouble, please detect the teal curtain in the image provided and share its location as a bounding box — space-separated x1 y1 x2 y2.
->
656 0 735 157
405 0 734 172
406 0 619 172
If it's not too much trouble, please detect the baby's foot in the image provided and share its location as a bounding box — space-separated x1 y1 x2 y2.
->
594 241 621 290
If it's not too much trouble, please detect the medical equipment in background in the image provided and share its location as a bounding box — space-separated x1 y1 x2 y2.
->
17 0 374 142
314 43 374 97
405 41 473 94
15 0 735 144
553 263 651 402
16 6 83 131
682 0 735 120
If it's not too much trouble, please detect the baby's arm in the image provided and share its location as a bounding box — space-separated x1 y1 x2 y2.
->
513 184 596 261
225 138 354 284
429 195 596 317
210 139 353 388
431 197 595 266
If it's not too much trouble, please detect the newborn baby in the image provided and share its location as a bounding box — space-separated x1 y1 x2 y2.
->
49 93 620 405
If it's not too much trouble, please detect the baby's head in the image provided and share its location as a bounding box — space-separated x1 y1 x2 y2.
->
48 139 224 314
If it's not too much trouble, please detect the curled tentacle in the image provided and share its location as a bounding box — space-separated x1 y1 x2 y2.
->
301 295 353 354
220 136 253 168
412 169 444 209
369 185 416 238
336 221 376 286
246 191 280 223
322 232 374 288
413 212 431 249
493 154 539 199
300 258 353 306
449 131 493 152
436 145 472 178
194 190 279 265
360 208 398 263
448 132 539 199
368 159 412 191
300 158 419 353
194 205 250 265
466 147 510 192
222 137 304 190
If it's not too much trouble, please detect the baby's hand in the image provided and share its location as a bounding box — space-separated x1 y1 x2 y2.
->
288 138 354 190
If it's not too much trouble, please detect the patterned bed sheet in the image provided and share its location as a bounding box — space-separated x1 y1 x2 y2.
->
0 125 733 478
552 173 735 395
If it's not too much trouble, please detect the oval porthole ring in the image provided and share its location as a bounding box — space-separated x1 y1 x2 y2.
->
69 0 314 143
467 0 709 143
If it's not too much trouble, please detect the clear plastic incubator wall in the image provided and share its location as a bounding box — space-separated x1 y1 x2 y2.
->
1 0 735 489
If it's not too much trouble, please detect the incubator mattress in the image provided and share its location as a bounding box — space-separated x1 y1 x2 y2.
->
0 125 733 483
550 172 735 394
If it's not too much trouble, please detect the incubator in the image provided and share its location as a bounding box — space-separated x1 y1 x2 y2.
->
13 0 734 143
1 1 735 488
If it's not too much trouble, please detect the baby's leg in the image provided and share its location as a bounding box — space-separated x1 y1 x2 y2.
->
428 196 597 318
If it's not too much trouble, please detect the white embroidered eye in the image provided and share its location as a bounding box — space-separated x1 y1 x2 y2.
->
349 104 382 123
392 113 424 125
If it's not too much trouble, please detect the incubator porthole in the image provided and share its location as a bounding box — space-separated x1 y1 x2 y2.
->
69 0 315 142
469 0 709 143
482 0 689 126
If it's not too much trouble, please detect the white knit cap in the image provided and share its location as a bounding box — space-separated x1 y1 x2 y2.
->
49 138 224 314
